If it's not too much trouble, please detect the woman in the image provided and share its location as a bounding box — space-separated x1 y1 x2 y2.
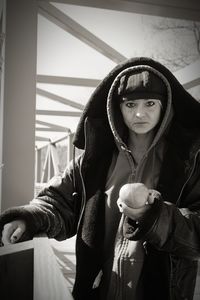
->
1 57 200 300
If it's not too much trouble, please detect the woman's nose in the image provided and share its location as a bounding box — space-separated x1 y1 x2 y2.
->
135 105 145 118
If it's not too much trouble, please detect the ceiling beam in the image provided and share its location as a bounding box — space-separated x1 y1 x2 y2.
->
37 75 100 87
183 78 200 90
36 120 70 131
174 59 200 90
37 0 200 21
37 88 84 110
36 110 82 116
38 2 127 63
35 136 51 141
36 127 67 132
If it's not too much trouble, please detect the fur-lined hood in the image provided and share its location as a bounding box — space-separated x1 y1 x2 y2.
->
73 57 200 150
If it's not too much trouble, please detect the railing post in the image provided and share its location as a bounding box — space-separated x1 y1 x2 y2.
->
67 132 74 165
50 143 60 176
41 144 50 183
35 147 42 183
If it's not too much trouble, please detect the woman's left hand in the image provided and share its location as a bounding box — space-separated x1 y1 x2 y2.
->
117 183 158 220
117 199 150 220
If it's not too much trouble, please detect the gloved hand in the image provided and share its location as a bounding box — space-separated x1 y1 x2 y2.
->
1 219 26 245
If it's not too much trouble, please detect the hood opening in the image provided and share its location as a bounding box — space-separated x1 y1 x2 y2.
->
107 65 173 150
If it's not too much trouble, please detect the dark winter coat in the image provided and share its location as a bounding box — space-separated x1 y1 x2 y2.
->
1 57 200 300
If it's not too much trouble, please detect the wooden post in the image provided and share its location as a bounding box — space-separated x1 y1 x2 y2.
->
0 0 6 212
1 0 37 211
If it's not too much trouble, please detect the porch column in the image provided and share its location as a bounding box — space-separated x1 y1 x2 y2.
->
1 0 37 211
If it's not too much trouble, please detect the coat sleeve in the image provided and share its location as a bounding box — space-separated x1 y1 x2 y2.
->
0 156 83 241
123 196 200 260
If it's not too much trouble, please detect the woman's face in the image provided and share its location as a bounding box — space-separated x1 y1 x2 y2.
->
120 99 162 135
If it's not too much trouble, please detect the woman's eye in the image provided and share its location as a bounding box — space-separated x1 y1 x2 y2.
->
125 102 135 108
146 101 155 107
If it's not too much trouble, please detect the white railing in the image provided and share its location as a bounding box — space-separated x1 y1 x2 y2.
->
35 132 74 187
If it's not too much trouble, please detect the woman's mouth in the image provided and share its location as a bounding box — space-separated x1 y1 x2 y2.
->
134 122 148 125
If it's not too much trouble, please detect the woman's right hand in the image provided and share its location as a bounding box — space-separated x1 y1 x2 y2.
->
1 220 26 245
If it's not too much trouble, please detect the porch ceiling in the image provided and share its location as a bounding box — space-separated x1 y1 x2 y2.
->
35 1 200 148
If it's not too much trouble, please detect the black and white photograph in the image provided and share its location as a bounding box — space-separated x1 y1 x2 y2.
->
0 1 200 300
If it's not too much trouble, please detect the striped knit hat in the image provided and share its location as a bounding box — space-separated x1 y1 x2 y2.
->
117 69 167 106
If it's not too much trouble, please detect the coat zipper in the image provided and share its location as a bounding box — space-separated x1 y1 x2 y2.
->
76 161 86 233
121 145 149 256
76 120 87 233
115 146 149 298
